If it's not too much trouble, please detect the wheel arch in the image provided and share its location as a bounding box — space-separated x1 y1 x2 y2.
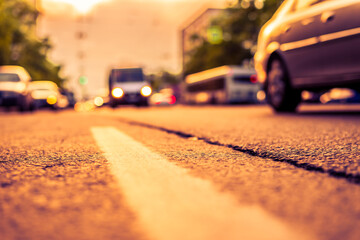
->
265 51 301 112
265 51 293 90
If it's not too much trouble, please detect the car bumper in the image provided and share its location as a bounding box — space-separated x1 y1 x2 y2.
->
254 52 267 84
111 93 148 105
0 91 22 106
33 99 55 108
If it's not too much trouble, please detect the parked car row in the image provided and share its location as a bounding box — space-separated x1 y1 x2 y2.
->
29 81 69 110
0 65 73 112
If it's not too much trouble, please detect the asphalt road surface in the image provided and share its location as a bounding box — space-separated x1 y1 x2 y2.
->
0 104 359 240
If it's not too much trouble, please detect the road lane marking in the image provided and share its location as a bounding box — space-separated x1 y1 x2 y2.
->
91 127 310 240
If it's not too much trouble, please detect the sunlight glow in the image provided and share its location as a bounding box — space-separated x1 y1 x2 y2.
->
47 0 109 13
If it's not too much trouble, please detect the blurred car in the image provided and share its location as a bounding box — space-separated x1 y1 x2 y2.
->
149 88 177 106
320 88 360 104
29 81 68 110
255 0 360 112
0 65 33 111
60 89 76 108
108 67 152 107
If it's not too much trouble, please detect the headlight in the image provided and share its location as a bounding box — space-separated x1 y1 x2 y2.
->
47 95 57 105
112 88 124 98
140 86 152 97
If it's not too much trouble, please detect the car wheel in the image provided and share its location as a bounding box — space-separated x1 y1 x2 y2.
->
136 99 149 107
109 99 118 108
267 58 301 112
18 96 29 112
142 100 149 107
29 102 36 111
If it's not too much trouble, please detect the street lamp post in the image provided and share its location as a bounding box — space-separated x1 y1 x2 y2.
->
76 15 89 100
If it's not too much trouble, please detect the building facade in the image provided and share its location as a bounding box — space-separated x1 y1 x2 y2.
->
181 8 224 73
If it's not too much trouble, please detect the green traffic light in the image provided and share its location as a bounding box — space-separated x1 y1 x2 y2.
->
207 26 223 45
79 76 88 85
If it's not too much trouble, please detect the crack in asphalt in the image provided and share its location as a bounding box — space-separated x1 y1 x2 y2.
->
118 118 360 185
41 162 65 170
1 182 13 188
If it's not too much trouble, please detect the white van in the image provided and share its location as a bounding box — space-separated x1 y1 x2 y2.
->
108 68 152 107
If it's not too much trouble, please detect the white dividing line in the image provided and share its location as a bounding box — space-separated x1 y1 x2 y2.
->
91 127 310 240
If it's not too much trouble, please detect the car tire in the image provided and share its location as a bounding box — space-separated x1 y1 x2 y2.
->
136 100 149 107
18 96 29 112
29 102 36 111
142 100 149 107
267 58 301 112
110 101 117 108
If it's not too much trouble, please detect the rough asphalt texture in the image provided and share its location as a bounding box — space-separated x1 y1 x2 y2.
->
0 111 147 240
1 105 359 240
107 105 360 179
111 108 360 240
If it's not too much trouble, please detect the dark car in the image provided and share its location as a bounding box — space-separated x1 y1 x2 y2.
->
0 65 33 111
254 0 360 112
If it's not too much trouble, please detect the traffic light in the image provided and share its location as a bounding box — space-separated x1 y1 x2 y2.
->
207 26 223 45
79 76 88 85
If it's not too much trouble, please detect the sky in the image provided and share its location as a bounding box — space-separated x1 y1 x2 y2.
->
38 0 237 98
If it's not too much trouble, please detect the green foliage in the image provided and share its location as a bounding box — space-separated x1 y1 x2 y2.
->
0 0 65 86
184 0 282 76
147 71 180 91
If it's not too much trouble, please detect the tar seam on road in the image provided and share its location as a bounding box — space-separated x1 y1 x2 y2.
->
117 118 360 185
91 127 310 240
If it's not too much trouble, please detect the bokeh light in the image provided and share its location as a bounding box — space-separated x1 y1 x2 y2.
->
112 88 124 98
141 86 152 97
46 95 57 105
46 0 109 14
94 96 104 107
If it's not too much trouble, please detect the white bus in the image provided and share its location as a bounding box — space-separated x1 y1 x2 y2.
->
184 65 264 104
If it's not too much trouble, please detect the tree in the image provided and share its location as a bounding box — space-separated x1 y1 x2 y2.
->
184 0 282 76
147 70 180 92
0 0 65 86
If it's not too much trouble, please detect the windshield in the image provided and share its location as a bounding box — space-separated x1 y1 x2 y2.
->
111 69 144 83
0 73 21 82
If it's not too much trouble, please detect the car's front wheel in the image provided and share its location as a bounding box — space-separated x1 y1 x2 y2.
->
18 95 30 112
109 99 118 108
267 58 301 112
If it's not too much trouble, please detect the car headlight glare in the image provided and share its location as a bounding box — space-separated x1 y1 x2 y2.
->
112 88 124 98
141 86 152 97
47 95 57 105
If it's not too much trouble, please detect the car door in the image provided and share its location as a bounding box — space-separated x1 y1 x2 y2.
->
279 0 324 86
319 0 360 84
